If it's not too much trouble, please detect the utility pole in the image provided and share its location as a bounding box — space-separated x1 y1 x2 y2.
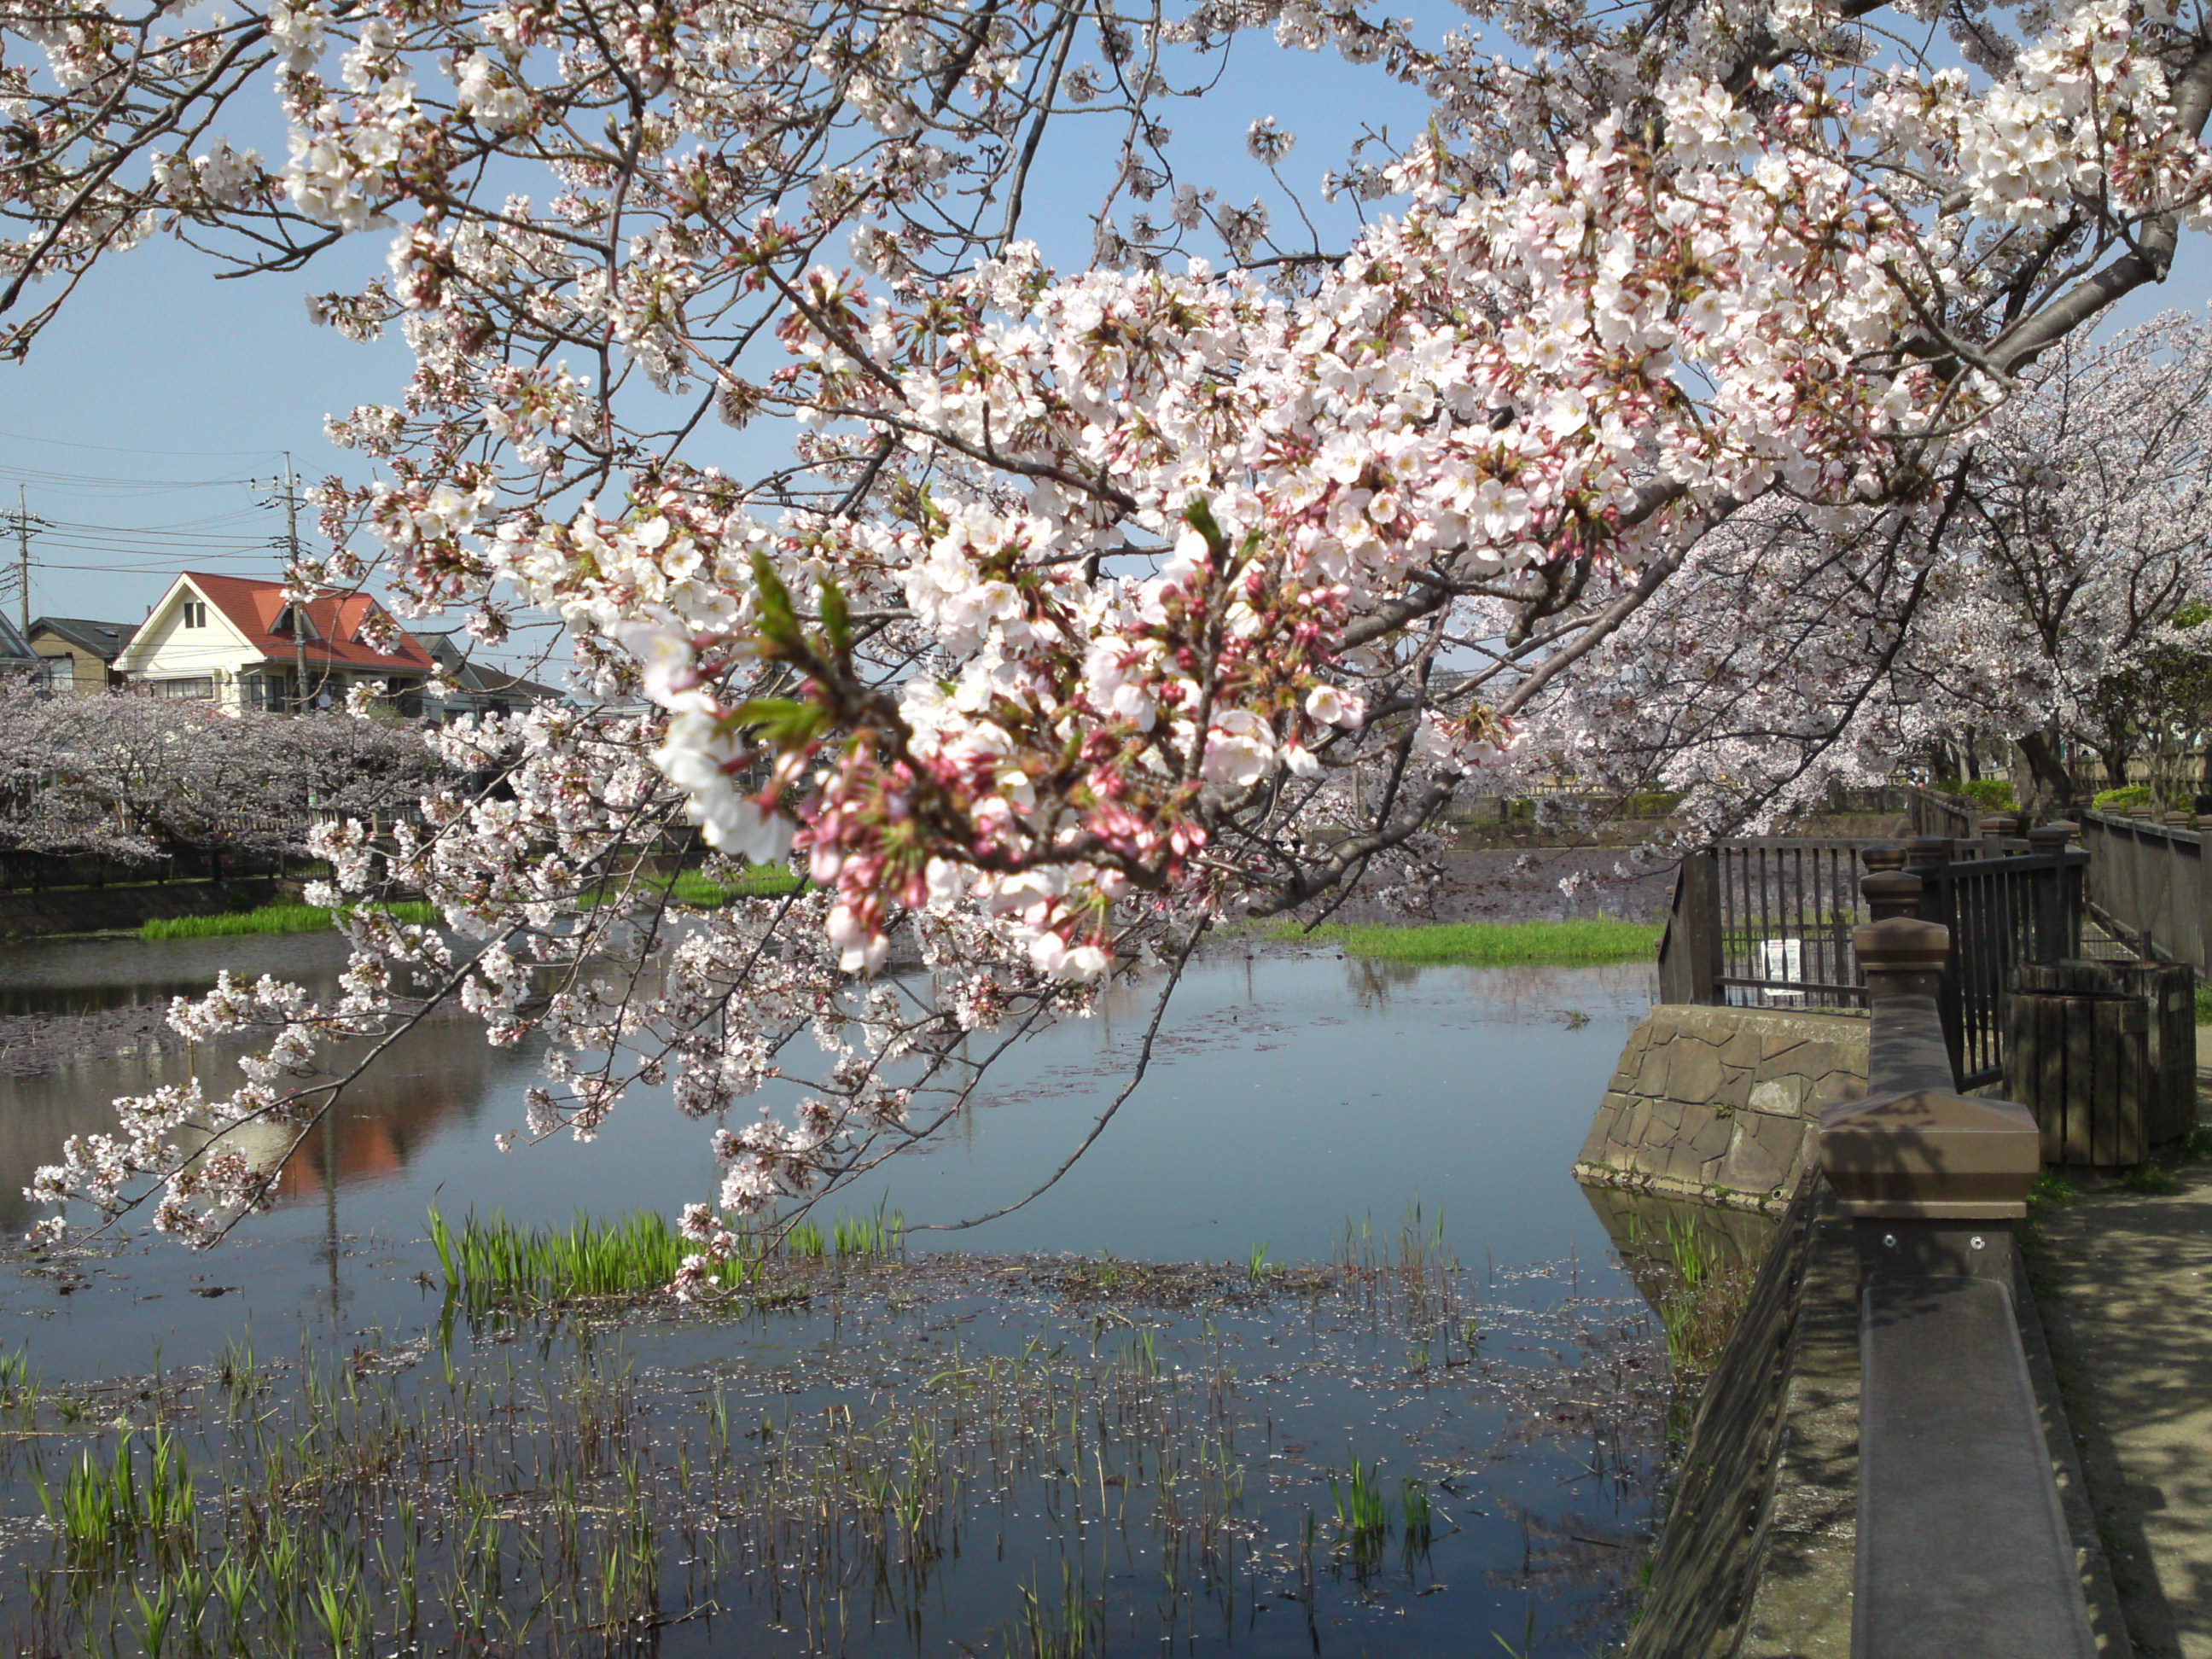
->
3 486 41 637
282 453 306 713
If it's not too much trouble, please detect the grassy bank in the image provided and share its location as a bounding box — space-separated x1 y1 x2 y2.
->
137 867 802 940
667 866 804 904
1277 917 1661 965
143 901 439 940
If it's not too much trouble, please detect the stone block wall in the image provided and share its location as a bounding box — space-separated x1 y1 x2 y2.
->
0 877 282 944
1575 1004 1869 1212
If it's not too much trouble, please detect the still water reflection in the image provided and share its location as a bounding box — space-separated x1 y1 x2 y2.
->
0 932 1669 1657
6 936 1655 1377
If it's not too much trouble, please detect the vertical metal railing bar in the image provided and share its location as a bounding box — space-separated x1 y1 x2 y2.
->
1720 847 1738 998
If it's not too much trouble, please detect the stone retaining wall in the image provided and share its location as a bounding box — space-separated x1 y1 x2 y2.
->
1575 1005 1869 1211
0 878 282 944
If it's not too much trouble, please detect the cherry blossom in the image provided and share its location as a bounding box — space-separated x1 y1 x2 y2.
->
12 0 2212 1249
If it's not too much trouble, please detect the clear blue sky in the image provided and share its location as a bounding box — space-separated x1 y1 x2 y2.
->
4 16 2205 659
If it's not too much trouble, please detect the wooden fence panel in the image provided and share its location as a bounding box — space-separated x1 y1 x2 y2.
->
2082 811 2211 973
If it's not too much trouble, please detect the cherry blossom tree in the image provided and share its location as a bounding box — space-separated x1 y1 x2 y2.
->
1936 315 2212 810
0 683 447 864
1518 315 2212 827
16 0 2212 1252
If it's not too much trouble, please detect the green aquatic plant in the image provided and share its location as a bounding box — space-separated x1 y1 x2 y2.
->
37 1428 195 1566
428 1206 754 1308
667 865 804 905
1662 1214 1710 1296
1011 1566 1104 1659
1652 1214 1755 1376
138 866 797 941
1329 1456 1388 1538
830 1205 905 1258
307 1538 365 1658
429 1202 904 1312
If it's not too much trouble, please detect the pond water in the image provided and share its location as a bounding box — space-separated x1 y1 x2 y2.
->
0 928 1684 1657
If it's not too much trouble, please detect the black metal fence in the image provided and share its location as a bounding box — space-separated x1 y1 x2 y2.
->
1658 834 2087 1089
0 845 286 892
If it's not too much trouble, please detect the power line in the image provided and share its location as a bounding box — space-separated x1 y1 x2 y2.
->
0 428 286 458
0 466 256 495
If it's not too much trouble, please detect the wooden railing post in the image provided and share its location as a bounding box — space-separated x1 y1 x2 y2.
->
1657 847 1724 1004
2028 821 2081 963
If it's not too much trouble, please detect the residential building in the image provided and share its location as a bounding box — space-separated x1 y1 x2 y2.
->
0 614 35 678
27 616 139 694
414 629 568 720
114 573 434 714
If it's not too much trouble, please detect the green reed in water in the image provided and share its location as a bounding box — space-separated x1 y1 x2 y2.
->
428 1208 748 1308
36 1428 195 1568
428 1203 905 1311
9 1218 1656 1659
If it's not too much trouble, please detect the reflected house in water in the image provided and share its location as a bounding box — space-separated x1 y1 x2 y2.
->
4 1010 498 1233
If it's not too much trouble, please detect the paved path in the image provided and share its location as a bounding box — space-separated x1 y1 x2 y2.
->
2031 1029 2212 1657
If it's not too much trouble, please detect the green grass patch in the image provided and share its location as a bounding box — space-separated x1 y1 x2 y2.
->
2196 984 2212 1025
142 901 438 940
2117 1161 2185 1196
667 866 803 905
138 867 800 940
1278 918 1661 965
1936 777 2017 810
2027 1167 2080 1219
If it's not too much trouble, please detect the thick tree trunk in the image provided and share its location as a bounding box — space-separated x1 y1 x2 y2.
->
2013 729 2076 818
2092 744 2133 795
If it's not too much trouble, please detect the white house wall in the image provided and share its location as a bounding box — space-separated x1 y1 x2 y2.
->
116 582 260 713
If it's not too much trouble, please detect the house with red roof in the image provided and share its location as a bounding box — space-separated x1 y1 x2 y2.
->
114 573 435 715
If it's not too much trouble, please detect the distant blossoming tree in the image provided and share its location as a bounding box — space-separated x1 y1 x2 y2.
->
13 0 2212 1254
0 681 447 864
1516 315 2212 829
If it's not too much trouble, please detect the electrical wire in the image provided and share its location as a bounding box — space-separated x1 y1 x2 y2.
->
0 428 285 458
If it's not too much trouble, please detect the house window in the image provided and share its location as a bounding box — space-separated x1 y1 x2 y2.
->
148 677 214 701
181 599 208 628
35 655 71 695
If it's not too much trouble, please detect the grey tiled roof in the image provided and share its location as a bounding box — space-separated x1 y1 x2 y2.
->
29 615 139 660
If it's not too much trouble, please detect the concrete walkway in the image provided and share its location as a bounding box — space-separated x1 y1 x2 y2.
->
2030 1029 2212 1658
